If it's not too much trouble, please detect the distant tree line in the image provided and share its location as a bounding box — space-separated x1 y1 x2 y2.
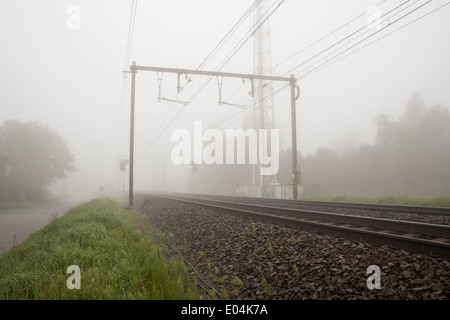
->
297 92 450 197
192 92 450 198
0 120 76 203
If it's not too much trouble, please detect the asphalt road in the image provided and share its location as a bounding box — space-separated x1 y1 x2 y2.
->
0 199 83 254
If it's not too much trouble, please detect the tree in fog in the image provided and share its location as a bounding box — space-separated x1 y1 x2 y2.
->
189 92 450 198
371 92 450 196
276 92 450 197
0 120 76 202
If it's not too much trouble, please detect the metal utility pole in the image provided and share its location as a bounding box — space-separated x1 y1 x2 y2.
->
129 61 137 207
290 74 300 200
126 62 301 205
123 170 125 193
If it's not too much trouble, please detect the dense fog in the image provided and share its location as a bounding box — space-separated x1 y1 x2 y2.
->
1 1 449 202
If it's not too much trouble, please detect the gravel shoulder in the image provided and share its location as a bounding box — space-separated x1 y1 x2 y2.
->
138 196 450 300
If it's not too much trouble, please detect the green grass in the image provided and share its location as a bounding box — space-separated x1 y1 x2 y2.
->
0 198 203 300
302 195 450 207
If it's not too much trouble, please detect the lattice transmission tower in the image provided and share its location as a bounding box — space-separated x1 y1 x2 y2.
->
253 0 277 197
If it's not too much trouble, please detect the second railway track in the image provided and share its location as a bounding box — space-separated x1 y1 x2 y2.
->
155 193 450 260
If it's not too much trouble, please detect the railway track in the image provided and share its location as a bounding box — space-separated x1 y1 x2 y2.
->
154 193 450 260
177 193 450 218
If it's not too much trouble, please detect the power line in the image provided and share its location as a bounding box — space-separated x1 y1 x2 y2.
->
193 0 287 131
118 0 138 152
296 0 434 80
140 1 286 154
292 0 422 78
142 1 264 150
214 0 415 127
229 0 437 113
215 0 395 118
173 0 264 134
211 82 291 129
222 0 435 118
214 0 402 129
282 0 413 77
196 0 263 73
123 0 138 71
138 0 444 156
272 0 389 71
187 0 286 105
176 0 264 94
297 1 450 81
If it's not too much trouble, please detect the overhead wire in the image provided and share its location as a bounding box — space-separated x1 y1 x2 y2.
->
141 1 263 151
187 0 286 105
141 1 283 153
173 0 263 94
118 0 138 152
290 0 421 78
142 105 184 153
199 0 288 131
295 0 435 80
218 0 443 127
213 83 291 129
172 0 284 136
210 0 392 128
123 0 138 72
163 0 263 107
141 0 444 154
272 0 389 71
282 0 414 77
195 0 263 74
322 0 450 72
119 0 173 152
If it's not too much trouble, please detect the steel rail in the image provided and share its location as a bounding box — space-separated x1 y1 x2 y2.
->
179 193 450 216
154 193 450 260
173 194 450 238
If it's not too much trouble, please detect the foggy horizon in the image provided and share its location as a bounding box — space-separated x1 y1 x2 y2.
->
1 0 449 200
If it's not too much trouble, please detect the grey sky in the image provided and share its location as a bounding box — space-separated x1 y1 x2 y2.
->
1 0 449 195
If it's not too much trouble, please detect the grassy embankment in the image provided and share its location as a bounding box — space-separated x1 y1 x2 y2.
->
0 198 202 299
303 195 450 207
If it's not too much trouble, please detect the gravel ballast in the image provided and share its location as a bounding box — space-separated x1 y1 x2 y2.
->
138 196 450 300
